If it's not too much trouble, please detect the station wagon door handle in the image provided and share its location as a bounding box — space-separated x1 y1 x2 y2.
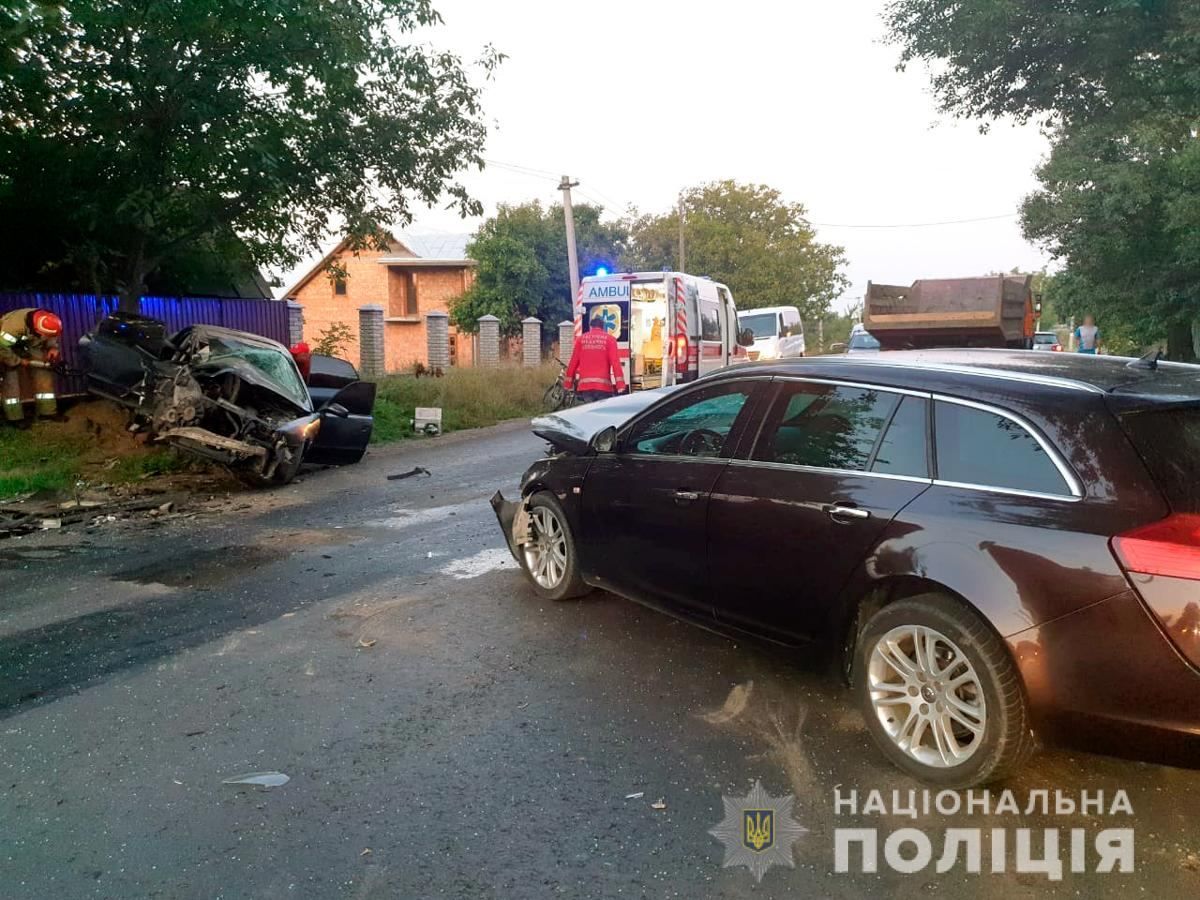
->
673 490 701 505
825 503 870 522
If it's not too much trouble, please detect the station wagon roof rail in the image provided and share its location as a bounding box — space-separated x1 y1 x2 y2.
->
796 356 1107 394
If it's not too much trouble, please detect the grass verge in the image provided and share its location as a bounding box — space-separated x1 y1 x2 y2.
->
371 364 554 444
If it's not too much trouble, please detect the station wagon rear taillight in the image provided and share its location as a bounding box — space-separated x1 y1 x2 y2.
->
1112 514 1200 581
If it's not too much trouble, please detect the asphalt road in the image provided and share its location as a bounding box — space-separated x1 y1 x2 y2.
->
1 422 1198 899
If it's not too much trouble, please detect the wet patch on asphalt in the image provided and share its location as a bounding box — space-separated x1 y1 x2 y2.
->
112 544 284 588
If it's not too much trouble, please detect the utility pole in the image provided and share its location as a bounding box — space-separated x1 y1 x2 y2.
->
678 195 686 273
559 176 581 300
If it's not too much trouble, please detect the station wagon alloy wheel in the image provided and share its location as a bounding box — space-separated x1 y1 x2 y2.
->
524 506 568 590
867 625 987 769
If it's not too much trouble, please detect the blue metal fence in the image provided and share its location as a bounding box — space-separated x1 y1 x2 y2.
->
0 292 289 397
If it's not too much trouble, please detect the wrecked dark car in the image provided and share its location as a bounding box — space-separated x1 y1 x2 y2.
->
80 312 375 484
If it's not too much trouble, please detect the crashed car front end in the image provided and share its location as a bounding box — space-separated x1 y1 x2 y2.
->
81 315 320 483
492 389 675 559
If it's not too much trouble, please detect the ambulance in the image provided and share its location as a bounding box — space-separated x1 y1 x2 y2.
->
573 271 746 391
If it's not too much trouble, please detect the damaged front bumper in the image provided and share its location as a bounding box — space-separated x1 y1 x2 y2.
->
490 491 531 561
157 427 270 466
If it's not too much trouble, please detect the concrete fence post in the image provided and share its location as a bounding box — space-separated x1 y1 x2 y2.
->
358 305 385 377
478 315 500 368
425 309 450 370
522 316 542 367
286 301 305 346
557 320 574 364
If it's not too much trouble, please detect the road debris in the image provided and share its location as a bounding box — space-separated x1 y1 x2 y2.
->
1 492 191 539
625 792 644 800
386 466 431 481
360 848 372 857
357 638 377 649
651 799 667 810
222 772 290 788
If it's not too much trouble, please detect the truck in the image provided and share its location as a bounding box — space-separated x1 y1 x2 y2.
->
863 275 1036 351
573 271 746 390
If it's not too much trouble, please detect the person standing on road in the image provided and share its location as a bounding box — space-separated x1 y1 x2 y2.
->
1075 315 1101 355
565 312 626 403
1 307 63 427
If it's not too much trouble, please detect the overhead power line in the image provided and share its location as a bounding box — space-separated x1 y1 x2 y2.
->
482 157 1018 229
809 213 1018 229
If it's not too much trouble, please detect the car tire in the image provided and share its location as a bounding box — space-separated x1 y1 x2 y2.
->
853 593 1035 788
519 492 590 601
239 443 304 488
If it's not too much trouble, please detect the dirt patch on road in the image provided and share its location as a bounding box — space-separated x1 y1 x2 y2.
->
699 679 820 800
254 527 364 549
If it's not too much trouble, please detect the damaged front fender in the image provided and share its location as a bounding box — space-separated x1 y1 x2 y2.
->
490 491 531 562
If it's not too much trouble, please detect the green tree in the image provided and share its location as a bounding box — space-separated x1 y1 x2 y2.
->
451 201 628 335
626 181 848 330
884 0 1200 359
0 0 498 307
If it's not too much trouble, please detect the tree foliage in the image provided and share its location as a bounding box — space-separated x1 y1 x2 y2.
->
0 0 497 306
626 181 848 329
451 201 628 335
885 0 1200 359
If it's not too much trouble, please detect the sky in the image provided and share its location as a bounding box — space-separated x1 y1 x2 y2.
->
280 0 1055 311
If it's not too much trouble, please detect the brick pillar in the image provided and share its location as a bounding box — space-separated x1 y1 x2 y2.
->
478 315 500 367
287 301 305 346
425 309 450 370
358 305 385 377
522 316 542 367
558 320 574 364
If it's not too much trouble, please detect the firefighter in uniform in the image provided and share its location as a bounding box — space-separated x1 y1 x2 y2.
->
564 312 626 403
0 307 63 426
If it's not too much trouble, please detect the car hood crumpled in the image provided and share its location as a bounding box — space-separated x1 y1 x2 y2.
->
531 387 679 454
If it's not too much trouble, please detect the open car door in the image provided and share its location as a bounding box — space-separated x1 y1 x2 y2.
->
305 355 376 465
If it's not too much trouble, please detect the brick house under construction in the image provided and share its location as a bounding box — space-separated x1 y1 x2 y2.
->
284 235 476 373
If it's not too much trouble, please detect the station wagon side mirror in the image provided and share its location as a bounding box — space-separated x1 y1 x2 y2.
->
737 329 755 347
590 425 618 454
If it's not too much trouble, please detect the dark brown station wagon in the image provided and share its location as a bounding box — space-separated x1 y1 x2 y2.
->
493 350 1200 787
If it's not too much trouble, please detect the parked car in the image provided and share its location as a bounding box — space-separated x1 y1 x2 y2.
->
1031 330 1063 351
845 328 882 355
737 306 806 360
493 350 1200 786
80 312 375 483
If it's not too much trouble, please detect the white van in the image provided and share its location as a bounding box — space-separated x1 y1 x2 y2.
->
574 271 746 390
736 305 806 360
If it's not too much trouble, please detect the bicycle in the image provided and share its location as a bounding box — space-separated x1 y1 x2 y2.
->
542 358 578 411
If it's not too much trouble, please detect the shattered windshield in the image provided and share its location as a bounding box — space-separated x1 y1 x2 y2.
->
202 334 310 408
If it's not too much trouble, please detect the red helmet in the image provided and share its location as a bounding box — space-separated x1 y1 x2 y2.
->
30 309 62 338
